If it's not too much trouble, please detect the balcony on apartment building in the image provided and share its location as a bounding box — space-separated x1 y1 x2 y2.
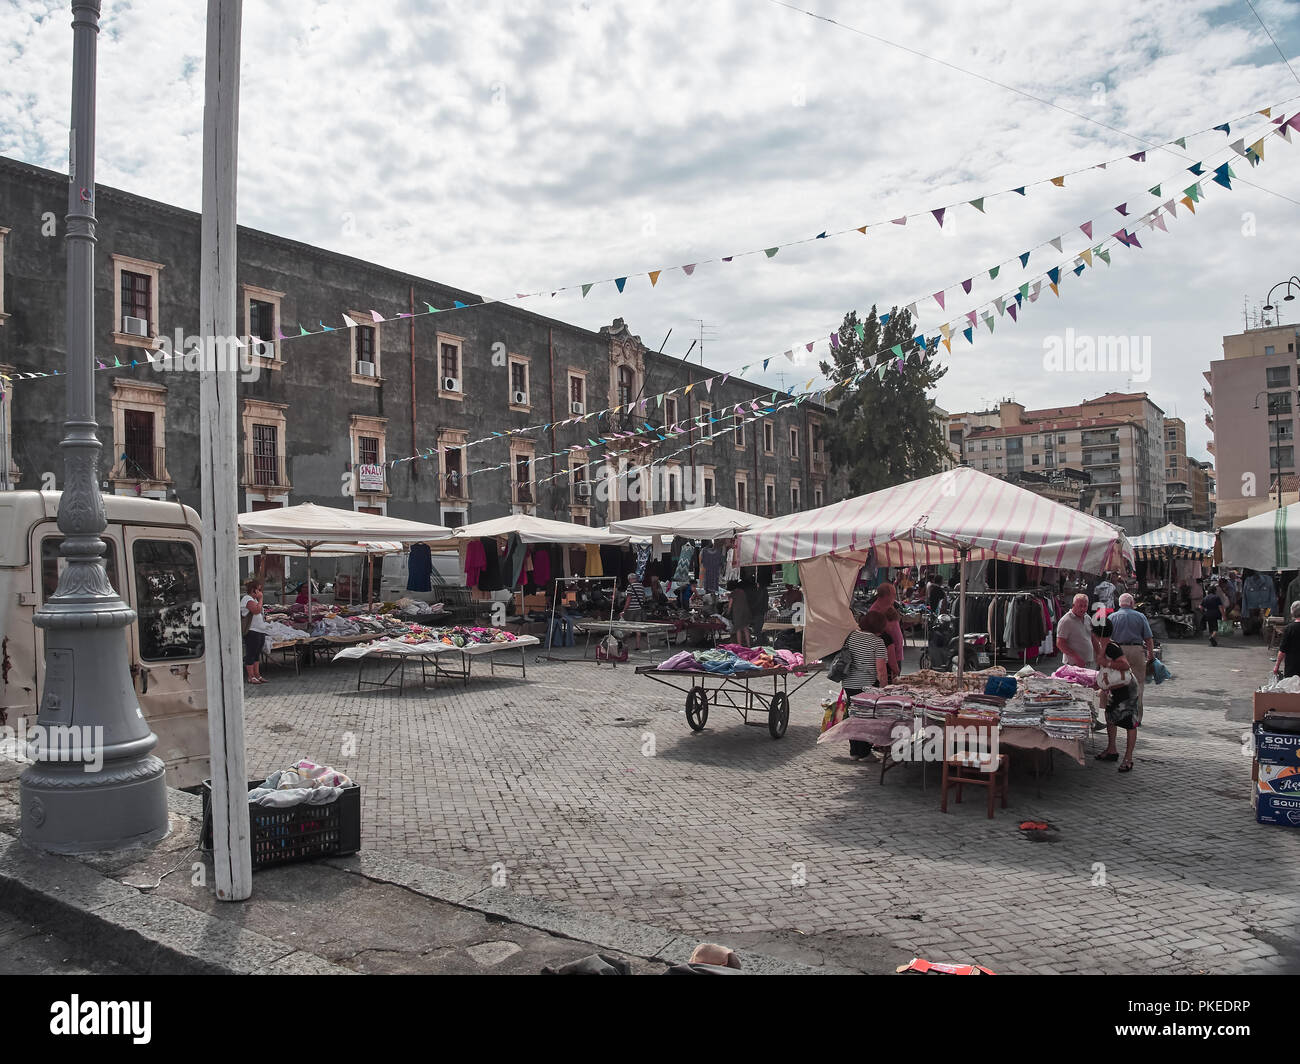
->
444 472 467 500
113 445 168 484
514 481 534 506
811 446 828 475
241 451 290 490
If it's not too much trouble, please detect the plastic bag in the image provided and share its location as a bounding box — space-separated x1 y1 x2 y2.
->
821 689 848 733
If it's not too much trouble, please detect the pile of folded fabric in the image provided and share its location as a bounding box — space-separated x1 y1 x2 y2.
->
262 619 307 644
248 759 352 808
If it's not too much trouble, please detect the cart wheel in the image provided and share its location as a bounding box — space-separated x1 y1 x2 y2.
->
918 650 931 671
685 687 709 731
768 692 790 739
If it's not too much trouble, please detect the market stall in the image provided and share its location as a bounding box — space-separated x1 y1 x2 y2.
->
1217 502 1300 571
1129 523 1214 616
331 627 540 692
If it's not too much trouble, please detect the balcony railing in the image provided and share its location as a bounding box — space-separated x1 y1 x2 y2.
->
242 451 289 489
811 450 828 474
115 445 167 482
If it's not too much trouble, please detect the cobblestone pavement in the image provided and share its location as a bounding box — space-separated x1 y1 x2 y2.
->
0 908 139 975
241 631 1300 974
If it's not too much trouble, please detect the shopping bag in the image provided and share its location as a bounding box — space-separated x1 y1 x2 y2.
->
821 689 848 733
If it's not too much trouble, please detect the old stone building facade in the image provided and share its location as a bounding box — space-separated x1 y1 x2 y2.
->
0 157 833 529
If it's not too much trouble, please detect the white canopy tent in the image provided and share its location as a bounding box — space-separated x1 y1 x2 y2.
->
239 541 404 605
1130 523 1214 606
735 466 1134 672
430 512 630 548
1217 503 1300 571
607 504 768 539
237 504 453 615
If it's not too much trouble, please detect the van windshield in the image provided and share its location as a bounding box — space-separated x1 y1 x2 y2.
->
133 539 204 660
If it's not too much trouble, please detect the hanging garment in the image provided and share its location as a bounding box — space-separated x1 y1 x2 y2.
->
635 543 651 579
532 545 552 589
673 543 696 584
463 539 486 588
505 534 527 588
407 543 432 592
585 543 604 577
781 562 800 588
477 537 503 591
700 546 724 593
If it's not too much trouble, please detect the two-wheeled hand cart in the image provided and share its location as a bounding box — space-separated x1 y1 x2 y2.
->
634 662 825 739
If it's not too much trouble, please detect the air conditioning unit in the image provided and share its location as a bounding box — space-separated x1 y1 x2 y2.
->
575 481 592 498
443 377 460 393
513 390 529 405
122 315 148 337
356 361 376 377
571 401 585 415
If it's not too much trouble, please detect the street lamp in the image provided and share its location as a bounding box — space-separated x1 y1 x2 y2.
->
19 1 169 851
1254 390 1287 511
1263 277 1300 325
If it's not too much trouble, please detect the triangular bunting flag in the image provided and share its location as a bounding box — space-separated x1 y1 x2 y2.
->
1211 163 1231 189
1116 203 1128 216
963 327 973 344
1081 248 1093 266
1163 198 1177 217
1080 221 1093 238
1013 186 1026 196
648 270 661 287
1018 283 1030 300
764 248 778 258
341 314 359 329
961 278 972 294
1049 282 1059 296
319 321 335 331
1214 122 1230 135
1096 248 1111 264
984 315 995 334
614 277 627 292
1173 137 1186 148
942 338 951 353
1047 267 1061 285
1007 304 1018 322
682 264 696 276
892 217 907 225
969 198 985 213
989 266 1000 280
1229 139 1247 157
1019 252 1030 268
1149 184 1161 197
370 310 385 323
932 208 946 227
1049 236 1063 252
933 291 945 310
1129 151 1146 162
1184 183 1201 203
1187 162 1204 175
581 283 593 297
1050 176 1065 187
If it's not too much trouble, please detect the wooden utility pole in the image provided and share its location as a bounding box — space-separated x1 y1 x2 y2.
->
199 0 250 901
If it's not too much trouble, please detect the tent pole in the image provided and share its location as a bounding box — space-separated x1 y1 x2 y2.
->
956 548 969 684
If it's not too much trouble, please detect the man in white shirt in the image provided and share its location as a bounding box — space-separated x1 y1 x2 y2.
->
1056 593 1098 668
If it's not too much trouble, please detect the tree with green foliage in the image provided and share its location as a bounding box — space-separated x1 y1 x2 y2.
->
817 305 951 496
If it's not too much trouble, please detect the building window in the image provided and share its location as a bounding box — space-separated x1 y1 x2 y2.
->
734 413 745 448
981 441 988 451
699 403 713 441
814 487 823 507
1058 435 1066 444
791 480 801 511
243 284 283 366
764 478 777 516
665 397 678 426
241 399 290 496
437 334 464 400
704 475 715 505
735 476 748 512
514 454 534 506
350 415 388 506
982 459 989 470
790 427 799 458
568 372 586 414
445 447 465 498
351 317 381 384
764 422 775 455
571 453 590 507
1267 366 1290 388
1271 446 1295 469
111 254 164 348
508 355 530 410
1265 345 1276 356
110 380 171 492
617 365 636 407
358 436 379 466
1269 394 1293 416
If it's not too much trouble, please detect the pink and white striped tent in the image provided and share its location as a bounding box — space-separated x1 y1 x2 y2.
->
735 466 1133 664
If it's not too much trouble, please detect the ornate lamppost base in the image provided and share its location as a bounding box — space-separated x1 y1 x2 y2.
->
20 757 169 854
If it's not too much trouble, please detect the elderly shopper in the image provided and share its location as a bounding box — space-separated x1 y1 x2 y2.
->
869 581 906 682
1108 592 1154 718
1056 593 1098 668
1274 601 1300 679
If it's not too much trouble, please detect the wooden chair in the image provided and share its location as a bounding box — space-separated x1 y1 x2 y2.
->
939 715 1010 818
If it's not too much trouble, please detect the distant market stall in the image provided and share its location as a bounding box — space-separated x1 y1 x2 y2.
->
1129 523 1214 609
331 626 541 692
1217 502 1300 571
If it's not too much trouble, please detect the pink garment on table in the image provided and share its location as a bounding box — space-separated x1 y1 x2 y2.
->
720 643 763 661
657 651 703 671
1052 663 1098 688
774 649 805 667
532 546 551 588
465 539 487 587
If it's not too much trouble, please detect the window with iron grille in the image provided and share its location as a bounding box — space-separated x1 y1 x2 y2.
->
123 409 155 478
121 271 151 327
734 414 744 446
515 455 532 501
355 326 375 369
441 342 460 380
570 376 584 405
250 299 276 345
700 404 712 438
358 436 379 466
253 423 278 485
510 362 528 396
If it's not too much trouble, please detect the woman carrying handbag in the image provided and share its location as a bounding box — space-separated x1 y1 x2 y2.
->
837 611 891 760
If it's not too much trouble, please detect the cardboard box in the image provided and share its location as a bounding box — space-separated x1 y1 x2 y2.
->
1253 789 1300 827
1254 723 1300 768
1257 764 1300 796
1252 690 1300 722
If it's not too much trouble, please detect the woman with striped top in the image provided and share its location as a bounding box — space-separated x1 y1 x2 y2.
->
843 611 890 759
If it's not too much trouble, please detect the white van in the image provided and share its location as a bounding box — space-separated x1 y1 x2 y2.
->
0 492 208 788
380 547 466 602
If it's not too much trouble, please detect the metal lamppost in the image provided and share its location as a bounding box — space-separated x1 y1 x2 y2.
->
19 0 169 851
1262 277 1300 325
1254 390 1285 512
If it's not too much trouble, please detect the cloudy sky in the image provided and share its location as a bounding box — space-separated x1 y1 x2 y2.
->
4 0 1300 462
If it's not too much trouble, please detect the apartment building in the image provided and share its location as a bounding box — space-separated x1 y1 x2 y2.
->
949 393 1167 534
1205 322 1300 525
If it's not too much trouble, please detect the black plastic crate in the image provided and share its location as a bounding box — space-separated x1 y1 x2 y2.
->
201 780 361 870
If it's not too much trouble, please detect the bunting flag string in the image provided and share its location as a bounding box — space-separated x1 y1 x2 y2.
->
7 98 1290 380
4 115 1288 490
